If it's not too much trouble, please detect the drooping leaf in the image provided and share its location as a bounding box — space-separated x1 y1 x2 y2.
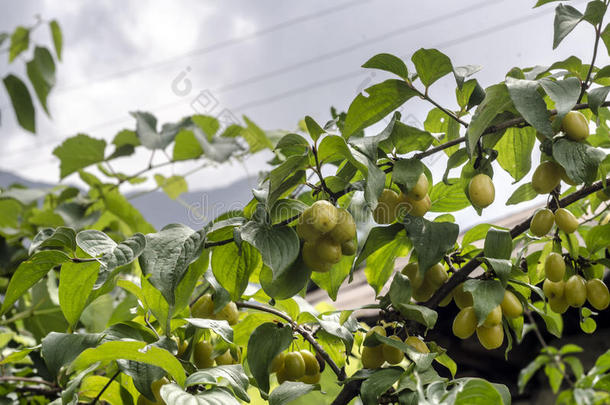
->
3 74 35 133
41 332 102 379
506 183 537 205
26 47 56 115
29 226 76 254
8 26 29 62
364 234 410 295
247 323 293 395
49 20 62 60
505 77 553 137
466 84 513 155
355 223 404 267
463 279 505 327
311 254 353 301
212 241 262 301
539 77 581 122
185 318 234 343
496 127 536 182
553 4 584 49
552 138 606 184
58 261 100 327
484 228 512 260
395 303 438 329
404 216 459 275
269 381 319 405
76 230 146 273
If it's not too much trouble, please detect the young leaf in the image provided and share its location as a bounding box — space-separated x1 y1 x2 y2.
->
553 4 584 49
496 127 536 182
3 74 35 133
49 20 62 60
304 115 325 142
173 129 203 160
53 134 107 179
362 53 409 80
247 323 293 395
154 174 188 200
8 26 29 62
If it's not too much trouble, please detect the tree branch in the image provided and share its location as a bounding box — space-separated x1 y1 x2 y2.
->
236 301 346 380
0 376 55 387
408 83 469 128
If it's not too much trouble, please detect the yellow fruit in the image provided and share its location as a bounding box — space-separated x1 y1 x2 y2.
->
399 193 431 217
439 290 454 307
549 296 569 314
404 336 429 353
271 352 285 373
532 161 562 194
543 279 565 299
341 239 357 256
361 345 384 368
372 189 400 224
544 252 566 282
215 349 238 365
452 306 477 339
501 290 523 318
137 377 169 404
191 294 214 318
276 366 289 384
555 208 579 234
453 283 474 309
193 341 214 369
401 263 424 289
476 325 504 350
412 280 435 302
565 275 587 307
483 305 503 327
218 302 240 325
283 352 306 380
299 350 320 375
561 111 589 142
530 209 555 237
408 173 429 201
309 200 339 233
302 242 333 273
296 220 322 242
366 325 386 339
175 338 188 357
300 372 321 384
328 208 356 244
586 279 610 310
314 236 342 264
425 263 448 289
468 174 495 208
558 165 579 186
382 335 404 365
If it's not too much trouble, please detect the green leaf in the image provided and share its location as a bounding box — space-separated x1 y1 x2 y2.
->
411 48 453 88
552 138 606 184
532 301 563 338
161 384 240 405
343 79 418 138
172 129 203 161
304 116 325 142
362 53 409 80
364 333 435 368
506 183 537 205
390 122 436 154
496 127 536 182
242 115 273 152
185 318 234 343
466 84 513 155
269 199 307 224
484 228 512 260
585 224 610 254
247 323 293 395
395 303 438 329
71 340 186 385
49 20 62 60
484 258 512 287
260 260 311 300
454 65 482 89
268 155 308 207
269 381 319 405
355 223 404 267
0 250 69 314
29 226 76 254
553 4 584 49
317 135 367 173
26 47 56 115
518 354 550 393
349 112 398 160
101 188 156 234
76 230 146 273
240 222 299 280
583 1 607 25
443 149 469 184
602 23 610 56
364 161 386 209
58 261 100 327
463 279 505 326
41 332 102 379
53 134 107 179
429 179 470 212
539 77 581 122
9 26 29 62
154 174 188 199
275 133 309 157
455 378 505 405
186 365 250 402
391 159 425 191
534 0 562 7
139 224 206 306
505 78 553 137
3 74 35 133
588 86 610 114
192 114 220 138
389 273 412 309
364 234 410 295
360 367 404 405
211 241 262 301
79 375 127 405
311 254 353 301
404 216 459 275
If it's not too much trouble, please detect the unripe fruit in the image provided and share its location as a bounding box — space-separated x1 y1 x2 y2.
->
453 283 474 309
276 366 289 384
532 162 562 194
341 239 357 256
328 208 356 244
299 350 320 376
565 275 587 307
439 290 454 307
530 209 555 237
372 189 400 224
452 306 477 339
313 236 342 264
361 345 384 368
296 219 322 242
558 165 578 186
555 208 579 234
217 302 240 325
404 336 429 353
476 324 504 350
366 325 386 339
215 349 236 365
302 242 333 273
283 352 306 380
549 296 569 314
426 263 448 289
399 193 431 217
543 279 565 299
300 372 321 384
561 111 589 142
586 279 610 310
412 280 435 302
408 173 429 201
271 352 285 373
193 341 214 369
382 335 404 365
191 294 214 318
309 200 339 233
401 263 423 289
483 305 503 327
545 252 566 282
468 174 495 208
137 377 169 405
501 290 523 318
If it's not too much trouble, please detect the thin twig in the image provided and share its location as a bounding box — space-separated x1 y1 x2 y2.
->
0 376 55 387
89 370 120 404
578 21 604 103
408 83 469 128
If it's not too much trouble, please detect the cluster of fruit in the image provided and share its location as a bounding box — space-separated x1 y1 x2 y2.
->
297 201 357 272
401 262 448 302
361 326 429 369
191 293 240 325
530 207 579 236
452 290 523 350
372 173 431 223
270 349 321 384
193 339 241 368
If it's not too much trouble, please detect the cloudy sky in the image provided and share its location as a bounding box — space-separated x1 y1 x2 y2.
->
0 0 601 226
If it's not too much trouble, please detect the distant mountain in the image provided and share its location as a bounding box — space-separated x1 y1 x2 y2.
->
0 170 257 230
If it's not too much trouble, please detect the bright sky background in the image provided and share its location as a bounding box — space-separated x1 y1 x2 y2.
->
0 0 605 227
